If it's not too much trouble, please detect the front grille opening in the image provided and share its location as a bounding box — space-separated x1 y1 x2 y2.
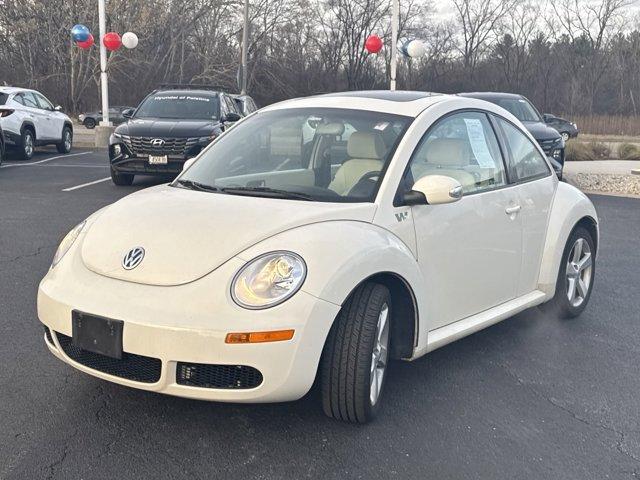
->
56 333 161 384
177 362 263 390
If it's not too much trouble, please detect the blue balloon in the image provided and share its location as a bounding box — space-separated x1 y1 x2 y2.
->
71 25 90 43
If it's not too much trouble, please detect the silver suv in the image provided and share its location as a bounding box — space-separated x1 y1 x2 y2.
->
0 87 73 160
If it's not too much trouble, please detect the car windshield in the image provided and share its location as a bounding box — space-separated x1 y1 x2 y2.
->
175 108 412 202
134 93 219 120
495 98 542 122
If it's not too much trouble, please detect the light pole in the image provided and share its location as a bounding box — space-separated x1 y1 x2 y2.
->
240 0 249 95
98 0 111 126
390 0 399 91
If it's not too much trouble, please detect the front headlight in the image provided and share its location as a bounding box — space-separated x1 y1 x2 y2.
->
51 221 86 268
231 252 306 309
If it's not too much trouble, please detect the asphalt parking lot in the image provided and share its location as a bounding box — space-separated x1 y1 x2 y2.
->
1 149 639 479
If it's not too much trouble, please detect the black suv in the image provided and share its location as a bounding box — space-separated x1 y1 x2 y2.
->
108 85 245 186
458 92 565 176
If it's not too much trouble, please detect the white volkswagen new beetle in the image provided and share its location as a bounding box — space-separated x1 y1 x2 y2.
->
38 91 598 423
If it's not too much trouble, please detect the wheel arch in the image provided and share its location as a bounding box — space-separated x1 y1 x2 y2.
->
20 121 36 140
236 220 427 358
538 183 599 296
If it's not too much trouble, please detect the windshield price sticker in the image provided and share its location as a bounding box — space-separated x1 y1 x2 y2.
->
464 118 496 168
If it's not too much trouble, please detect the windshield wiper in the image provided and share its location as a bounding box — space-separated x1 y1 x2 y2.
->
221 186 314 201
174 179 221 193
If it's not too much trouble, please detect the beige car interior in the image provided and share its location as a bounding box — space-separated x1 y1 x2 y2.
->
410 138 506 193
328 131 387 195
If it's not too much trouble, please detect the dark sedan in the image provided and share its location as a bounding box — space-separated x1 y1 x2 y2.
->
78 106 134 129
543 114 579 141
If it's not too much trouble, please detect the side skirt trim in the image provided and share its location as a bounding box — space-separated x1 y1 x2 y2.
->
424 290 547 354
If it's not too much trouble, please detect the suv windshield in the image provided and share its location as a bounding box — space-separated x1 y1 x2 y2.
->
135 93 219 120
175 108 412 202
495 98 542 122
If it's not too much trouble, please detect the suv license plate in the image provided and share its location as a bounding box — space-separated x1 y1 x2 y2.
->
149 155 168 165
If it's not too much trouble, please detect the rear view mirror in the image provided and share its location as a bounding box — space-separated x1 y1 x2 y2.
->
404 175 463 206
122 108 135 119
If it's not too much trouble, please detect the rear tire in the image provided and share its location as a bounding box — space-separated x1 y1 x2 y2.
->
84 118 96 129
320 282 391 423
544 226 596 318
561 132 570 142
20 128 35 160
56 126 72 154
110 166 134 186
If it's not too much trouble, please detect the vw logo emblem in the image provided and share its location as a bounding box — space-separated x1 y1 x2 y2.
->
122 247 145 270
151 138 165 147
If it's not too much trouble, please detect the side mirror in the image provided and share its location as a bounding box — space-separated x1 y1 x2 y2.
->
223 112 242 123
404 175 463 206
54 105 63 112
182 158 197 171
543 114 552 122
122 108 135 119
0 108 15 118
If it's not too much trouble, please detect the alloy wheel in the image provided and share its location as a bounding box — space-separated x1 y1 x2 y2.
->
64 131 72 151
566 238 593 308
24 134 33 157
370 303 390 406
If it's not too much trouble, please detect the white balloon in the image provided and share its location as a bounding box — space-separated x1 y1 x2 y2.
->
122 32 139 49
406 40 426 58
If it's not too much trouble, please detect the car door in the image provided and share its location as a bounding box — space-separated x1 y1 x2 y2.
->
17 92 49 139
32 92 59 140
401 111 522 329
492 116 556 296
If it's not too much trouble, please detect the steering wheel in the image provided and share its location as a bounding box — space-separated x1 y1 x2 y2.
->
347 171 380 197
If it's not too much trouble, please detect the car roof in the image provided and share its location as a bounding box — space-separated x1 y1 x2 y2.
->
263 90 447 117
458 92 525 101
0 86 34 95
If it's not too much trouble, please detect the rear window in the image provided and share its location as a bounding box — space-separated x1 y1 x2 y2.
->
135 93 220 120
0 93 8 105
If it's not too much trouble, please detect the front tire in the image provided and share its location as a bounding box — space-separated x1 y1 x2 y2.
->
56 127 73 154
321 282 391 423
83 118 96 129
110 166 134 186
545 226 596 318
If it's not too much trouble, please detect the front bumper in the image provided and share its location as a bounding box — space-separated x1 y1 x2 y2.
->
37 243 340 403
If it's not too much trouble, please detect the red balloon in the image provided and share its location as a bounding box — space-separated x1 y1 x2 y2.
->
365 35 383 54
103 32 122 51
76 34 94 49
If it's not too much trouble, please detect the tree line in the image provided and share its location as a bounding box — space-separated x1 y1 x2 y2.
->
0 0 638 118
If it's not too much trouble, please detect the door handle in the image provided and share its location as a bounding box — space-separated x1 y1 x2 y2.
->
505 205 522 215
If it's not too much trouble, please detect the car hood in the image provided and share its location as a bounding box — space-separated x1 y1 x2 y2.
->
81 185 377 286
522 121 562 141
115 118 218 138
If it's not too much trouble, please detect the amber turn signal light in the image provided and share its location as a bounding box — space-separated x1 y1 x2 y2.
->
225 330 295 344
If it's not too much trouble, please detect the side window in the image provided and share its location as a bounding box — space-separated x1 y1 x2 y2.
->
22 93 40 109
13 94 24 106
404 111 507 194
496 118 550 182
35 93 54 110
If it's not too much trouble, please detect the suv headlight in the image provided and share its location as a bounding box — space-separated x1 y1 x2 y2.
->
231 252 306 309
51 221 86 268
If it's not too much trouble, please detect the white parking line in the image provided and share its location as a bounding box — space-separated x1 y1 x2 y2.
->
0 151 93 168
62 177 111 192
